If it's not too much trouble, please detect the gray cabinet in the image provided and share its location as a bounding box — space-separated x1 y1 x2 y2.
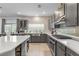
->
0 19 2 34
19 20 28 29
30 34 47 43
47 35 79 56
66 48 79 56
57 42 65 56
77 3 79 26
48 36 56 56
40 34 47 43
56 42 79 56
17 19 28 32
65 3 77 26
31 35 40 43
19 20 27 29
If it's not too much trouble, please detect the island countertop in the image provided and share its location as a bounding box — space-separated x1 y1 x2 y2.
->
0 35 30 54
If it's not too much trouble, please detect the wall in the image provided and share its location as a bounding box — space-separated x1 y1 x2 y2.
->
1 16 50 33
5 17 17 24
18 16 50 33
56 26 79 36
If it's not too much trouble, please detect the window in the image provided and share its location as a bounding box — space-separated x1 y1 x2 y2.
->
4 19 17 34
27 24 44 33
5 24 16 34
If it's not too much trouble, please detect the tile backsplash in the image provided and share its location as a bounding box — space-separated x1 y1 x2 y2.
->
56 26 79 36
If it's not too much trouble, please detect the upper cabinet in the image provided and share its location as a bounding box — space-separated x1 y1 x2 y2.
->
77 3 79 26
0 18 2 34
54 3 65 28
17 19 28 33
54 3 79 28
55 3 65 21
65 3 77 27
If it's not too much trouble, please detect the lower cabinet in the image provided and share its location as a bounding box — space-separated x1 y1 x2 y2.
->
31 35 40 43
47 35 79 56
66 48 79 56
56 42 66 56
40 34 47 43
48 36 56 56
30 34 47 43
56 42 79 56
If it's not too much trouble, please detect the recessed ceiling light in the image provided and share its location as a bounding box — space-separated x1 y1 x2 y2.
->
17 12 21 15
43 11 46 14
35 14 39 16
34 16 40 22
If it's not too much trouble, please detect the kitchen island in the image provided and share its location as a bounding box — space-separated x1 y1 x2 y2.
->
0 35 30 56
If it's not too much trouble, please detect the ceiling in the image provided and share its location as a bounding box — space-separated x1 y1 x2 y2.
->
0 3 59 17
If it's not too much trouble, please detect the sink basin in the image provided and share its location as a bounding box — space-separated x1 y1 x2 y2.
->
52 35 72 39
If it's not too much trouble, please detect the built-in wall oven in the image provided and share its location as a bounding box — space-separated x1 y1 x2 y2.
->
48 36 56 56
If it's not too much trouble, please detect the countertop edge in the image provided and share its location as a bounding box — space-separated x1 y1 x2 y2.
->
0 35 30 55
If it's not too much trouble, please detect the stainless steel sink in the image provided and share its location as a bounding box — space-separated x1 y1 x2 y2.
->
52 35 72 39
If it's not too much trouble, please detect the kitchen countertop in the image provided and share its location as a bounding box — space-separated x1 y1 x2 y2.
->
0 35 30 54
46 32 79 55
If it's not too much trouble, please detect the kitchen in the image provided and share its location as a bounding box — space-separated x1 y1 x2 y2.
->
0 3 79 56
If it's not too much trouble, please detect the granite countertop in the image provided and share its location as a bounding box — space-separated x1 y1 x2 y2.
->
0 35 30 54
46 32 79 55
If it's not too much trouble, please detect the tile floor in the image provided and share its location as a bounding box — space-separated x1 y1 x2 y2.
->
27 43 52 56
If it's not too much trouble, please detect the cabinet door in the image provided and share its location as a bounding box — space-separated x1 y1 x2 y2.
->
65 3 77 26
57 46 65 56
24 20 26 28
57 42 65 56
0 19 2 34
66 48 79 56
40 34 47 43
31 36 41 43
19 20 27 29
20 20 23 28
77 3 79 26
47 36 56 55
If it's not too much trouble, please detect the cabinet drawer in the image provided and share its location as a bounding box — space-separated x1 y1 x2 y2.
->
57 42 65 51
66 48 79 56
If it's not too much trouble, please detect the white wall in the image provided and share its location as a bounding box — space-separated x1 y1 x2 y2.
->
18 16 50 33
5 17 17 23
1 16 50 33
